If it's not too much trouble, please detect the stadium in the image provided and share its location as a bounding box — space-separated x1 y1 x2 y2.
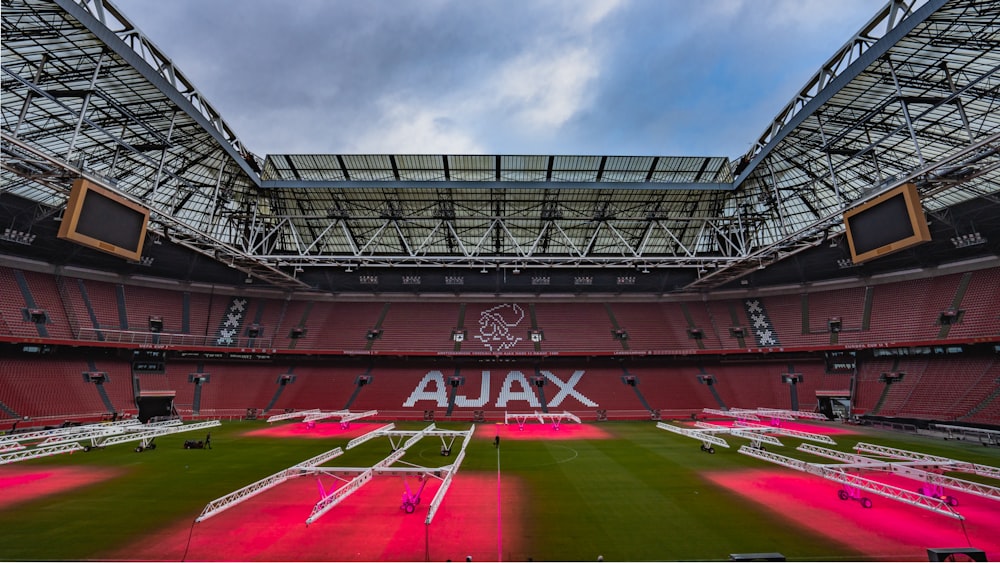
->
1 0 999 561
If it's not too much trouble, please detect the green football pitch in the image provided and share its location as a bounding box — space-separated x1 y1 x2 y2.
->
1 419 998 562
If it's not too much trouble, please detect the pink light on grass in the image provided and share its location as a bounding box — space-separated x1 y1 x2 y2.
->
705 468 1000 560
243 421 381 439
477 422 611 441
106 472 526 562
0 466 122 509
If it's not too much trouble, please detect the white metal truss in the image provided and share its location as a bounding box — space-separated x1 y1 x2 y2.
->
737 444 964 519
0 442 85 465
797 444 882 466
656 422 730 453
300 409 378 428
755 409 829 421
854 442 1000 480
504 411 581 431
424 428 476 525
854 442 957 464
346 423 396 449
266 409 321 423
306 424 475 525
36 425 126 447
196 448 345 522
0 419 141 446
94 420 221 450
693 421 785 448
702 408 760 422
890 465 1000 503
0 442 26 453
734 421 837 445
801 443 1000 505
300 410 350 423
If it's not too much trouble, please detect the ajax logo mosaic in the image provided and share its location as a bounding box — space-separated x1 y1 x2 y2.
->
474 304 524 352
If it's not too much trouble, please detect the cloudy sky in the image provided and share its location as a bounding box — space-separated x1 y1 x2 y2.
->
112 0 878 159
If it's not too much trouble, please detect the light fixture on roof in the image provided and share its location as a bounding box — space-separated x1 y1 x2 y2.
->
951 232 985 248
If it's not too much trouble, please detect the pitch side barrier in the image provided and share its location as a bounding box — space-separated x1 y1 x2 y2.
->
931 424 1000 446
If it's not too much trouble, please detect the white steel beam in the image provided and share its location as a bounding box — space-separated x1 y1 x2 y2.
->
306 448 408 525
736 421 837 444
196 446 345 522
854 442 956 464
703 408 760 421
797 444 883 465
95 420 221 448
738 444 821 474
302 410 350 423
0 419 140 445
0 442 84 465
266 409 321 423
37 426 125 447
425 425 475 525
739 445 965 520
757 409 828 421
822 468 963 520
339 410 379 425
731 429 784 447
656 422 730 449
196 468 296 522
346 423 395 449
891 464 1000 502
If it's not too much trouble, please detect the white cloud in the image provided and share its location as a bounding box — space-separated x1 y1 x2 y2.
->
350 99 487 154
491 46 600 131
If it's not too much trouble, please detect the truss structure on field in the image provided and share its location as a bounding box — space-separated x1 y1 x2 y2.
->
0 442 84 465
655 422 731 454
504 411 582 431
0 419 219 463
702 408 761 421
0 418 141 446
738 440 1000 519
754 409 829 422
196 423 475 526
265 409 378 428
732 421 837 445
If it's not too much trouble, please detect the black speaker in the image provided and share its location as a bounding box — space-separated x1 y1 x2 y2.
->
926 548 986 562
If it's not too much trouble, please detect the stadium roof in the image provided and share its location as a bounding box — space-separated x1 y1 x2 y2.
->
1 0 998 295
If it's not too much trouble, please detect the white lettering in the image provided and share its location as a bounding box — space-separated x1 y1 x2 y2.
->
403 371 449 407
495 371 540 408
455 371 490 407
542 370 597 407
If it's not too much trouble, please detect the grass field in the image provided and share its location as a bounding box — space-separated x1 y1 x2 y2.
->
1 418 998 562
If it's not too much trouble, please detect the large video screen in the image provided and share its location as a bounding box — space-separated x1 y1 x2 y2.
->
57 179 149 261
843 183 930 264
